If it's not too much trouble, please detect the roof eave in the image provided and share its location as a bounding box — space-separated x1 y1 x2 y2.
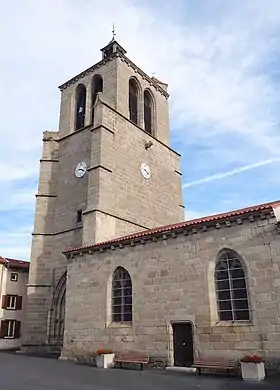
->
63 200 278 256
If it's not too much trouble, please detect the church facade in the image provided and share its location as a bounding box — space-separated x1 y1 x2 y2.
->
22 38 280 371
62 201 280 371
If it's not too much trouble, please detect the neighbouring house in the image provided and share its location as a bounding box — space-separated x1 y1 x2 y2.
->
0 257 29 349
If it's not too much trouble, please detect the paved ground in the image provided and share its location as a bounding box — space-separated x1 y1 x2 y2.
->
0 352 279 390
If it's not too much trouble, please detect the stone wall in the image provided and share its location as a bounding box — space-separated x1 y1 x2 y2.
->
61 210 280 372
116 57 170 145
81 95 184 247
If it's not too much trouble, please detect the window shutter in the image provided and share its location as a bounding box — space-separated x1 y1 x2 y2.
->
16 296 23 310
0 320 8 338
1 295 7 309
14 321 21 339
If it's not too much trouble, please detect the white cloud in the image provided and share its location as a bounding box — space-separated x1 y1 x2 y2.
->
185 209 206 221
0 226 33 260
0 187 36 212
183 157 280 188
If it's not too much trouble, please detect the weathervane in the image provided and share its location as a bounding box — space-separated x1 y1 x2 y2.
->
112 22 116 40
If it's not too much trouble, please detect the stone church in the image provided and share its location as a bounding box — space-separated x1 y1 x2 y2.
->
22 37 280 371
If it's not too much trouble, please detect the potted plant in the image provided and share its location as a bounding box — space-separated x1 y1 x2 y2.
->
241 354 265 381
96 348 115 369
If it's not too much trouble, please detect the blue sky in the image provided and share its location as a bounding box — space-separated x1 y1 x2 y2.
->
1 0 280 259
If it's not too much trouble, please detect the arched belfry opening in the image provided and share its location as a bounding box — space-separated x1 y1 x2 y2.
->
144 89 154 134
75 84 86 130
129 78 139 125
50 272 66 344
91 75 103 124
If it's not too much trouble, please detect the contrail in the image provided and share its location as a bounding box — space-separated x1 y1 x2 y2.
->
183 157 280 188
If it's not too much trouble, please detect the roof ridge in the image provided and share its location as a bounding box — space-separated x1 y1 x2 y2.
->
0 257 30 269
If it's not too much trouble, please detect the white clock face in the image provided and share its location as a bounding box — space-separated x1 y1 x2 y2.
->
140 163 151 179
75 162 87 178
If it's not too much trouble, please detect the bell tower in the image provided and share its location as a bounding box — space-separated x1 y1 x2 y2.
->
22 37 184 352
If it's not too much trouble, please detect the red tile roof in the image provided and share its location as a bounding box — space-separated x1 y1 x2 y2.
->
63 200 280 254
0 256 29 269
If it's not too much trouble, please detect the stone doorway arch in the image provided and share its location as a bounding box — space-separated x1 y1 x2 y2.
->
50 272 66 344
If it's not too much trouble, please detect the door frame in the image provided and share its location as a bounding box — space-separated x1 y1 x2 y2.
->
170 320 195 367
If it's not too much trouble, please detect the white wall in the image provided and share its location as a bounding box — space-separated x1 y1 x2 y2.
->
0 264 29 349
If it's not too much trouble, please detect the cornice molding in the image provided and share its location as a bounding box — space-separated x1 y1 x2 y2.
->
40 159 59 163
58 52 168 98
35 194 57 198
87 165 112 173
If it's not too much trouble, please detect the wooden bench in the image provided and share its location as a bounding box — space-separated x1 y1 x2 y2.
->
192 357 238 376
114 351 149 370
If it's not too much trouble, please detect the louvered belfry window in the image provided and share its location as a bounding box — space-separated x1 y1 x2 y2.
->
144 90 153 134
91 75 103 124
129 79 138 125
75 84 86 130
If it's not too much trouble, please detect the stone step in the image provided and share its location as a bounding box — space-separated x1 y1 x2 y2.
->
166 366 197 374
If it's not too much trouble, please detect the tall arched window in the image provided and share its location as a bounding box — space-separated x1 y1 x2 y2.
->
75 84 86 130
91 75 103 124
112 266 132 322
215 249 250 321
129 78 139 125
144 89 153 134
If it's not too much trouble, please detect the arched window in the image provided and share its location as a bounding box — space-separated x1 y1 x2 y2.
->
129 78 139 125
75 84 86 130
91 75 103 124
144 90 153 134
51 272 66 343
215 249 250 321
112 266 132 322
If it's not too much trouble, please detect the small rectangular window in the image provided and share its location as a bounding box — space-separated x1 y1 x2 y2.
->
10 273 18 282
76 209 83 223
6 295 16 310
0 320 20 339
6 320 16 338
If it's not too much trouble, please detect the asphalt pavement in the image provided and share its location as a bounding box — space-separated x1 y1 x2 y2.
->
0 352 279 390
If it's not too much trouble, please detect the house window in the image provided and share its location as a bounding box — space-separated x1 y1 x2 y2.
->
0 320 21 339
75 84 87 130
112 266 132 322
144 89 154 134
76 209 83 223
129 78 139 125
6 320 15 338
6 295 16 310
10 273 18 282
91 75 103 124
215 249 250 321
2 295 22 310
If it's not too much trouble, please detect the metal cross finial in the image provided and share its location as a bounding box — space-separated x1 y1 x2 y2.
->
112 22 116 39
